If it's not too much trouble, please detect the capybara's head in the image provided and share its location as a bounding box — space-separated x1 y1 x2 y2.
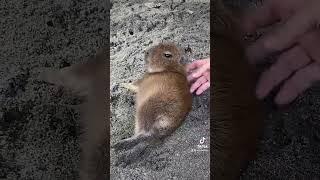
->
144 42 183 73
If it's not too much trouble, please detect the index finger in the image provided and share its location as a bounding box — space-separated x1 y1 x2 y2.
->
185 59 209 72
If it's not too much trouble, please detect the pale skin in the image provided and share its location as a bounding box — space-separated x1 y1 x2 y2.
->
241 0 320 105
185 58 210 95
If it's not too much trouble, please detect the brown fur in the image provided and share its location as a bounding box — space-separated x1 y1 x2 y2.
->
212 1 264 179
39 48 108 180
112 43 192 155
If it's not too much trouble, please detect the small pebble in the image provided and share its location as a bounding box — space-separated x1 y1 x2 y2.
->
144 2 161 8
186 9 193 14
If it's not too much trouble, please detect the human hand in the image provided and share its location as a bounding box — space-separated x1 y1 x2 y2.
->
241 0 320 105
185 58 210 95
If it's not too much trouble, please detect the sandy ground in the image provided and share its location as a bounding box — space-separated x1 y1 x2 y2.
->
0 0 108 179
110 0 210 179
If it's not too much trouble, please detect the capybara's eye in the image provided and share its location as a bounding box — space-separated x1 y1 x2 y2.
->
164 51 172 58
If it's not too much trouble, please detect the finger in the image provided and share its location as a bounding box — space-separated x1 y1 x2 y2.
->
246 3 319 64
187 71 209 85
299 30 320 62
187 70 202 82
187 73 203 82
275 62 320 105
191 62 210 79
190 76 207 93
241 0 280 34
186 63 198 72
196 82 210 95
256 46 311 99
185 59 208 72
187 74 193 82
185 63 197 73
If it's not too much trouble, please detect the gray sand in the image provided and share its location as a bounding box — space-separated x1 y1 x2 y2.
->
110 0 210 179
0 0 108 179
